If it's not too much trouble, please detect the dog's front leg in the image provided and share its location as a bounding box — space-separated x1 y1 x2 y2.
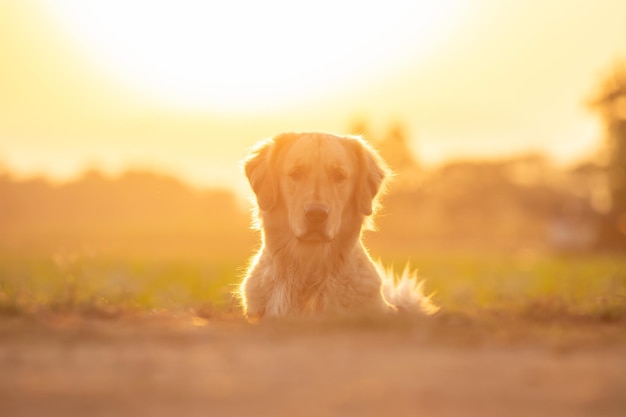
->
240 272 270 320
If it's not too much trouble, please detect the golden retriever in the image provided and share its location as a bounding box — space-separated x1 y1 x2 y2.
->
238 132 437 319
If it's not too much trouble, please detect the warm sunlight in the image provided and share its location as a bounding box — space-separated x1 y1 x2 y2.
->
42 0 468 111
2 5 626 411
3 1 626 191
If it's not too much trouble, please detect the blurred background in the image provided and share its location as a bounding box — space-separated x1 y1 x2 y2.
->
1 1 626 273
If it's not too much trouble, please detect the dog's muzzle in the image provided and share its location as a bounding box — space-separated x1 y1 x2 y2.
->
305 203 329 224
297 203 331 242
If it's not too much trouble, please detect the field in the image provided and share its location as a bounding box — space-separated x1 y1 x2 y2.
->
1 252 626 416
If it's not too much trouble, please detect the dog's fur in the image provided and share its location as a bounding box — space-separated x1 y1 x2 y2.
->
238 132 437 319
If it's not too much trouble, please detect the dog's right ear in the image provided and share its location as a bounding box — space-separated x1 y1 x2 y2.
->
244 138 277 211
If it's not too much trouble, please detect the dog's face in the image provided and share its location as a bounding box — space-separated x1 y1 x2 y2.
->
245 132 388 244
278 135 356 242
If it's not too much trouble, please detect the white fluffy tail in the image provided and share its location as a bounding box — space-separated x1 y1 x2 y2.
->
376 263 439 315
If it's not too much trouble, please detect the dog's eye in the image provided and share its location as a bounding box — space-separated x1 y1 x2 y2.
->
332 169 347 183
288 167 303 181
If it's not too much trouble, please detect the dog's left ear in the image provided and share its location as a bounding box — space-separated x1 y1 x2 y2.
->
349 136 390 216
244 138 277 211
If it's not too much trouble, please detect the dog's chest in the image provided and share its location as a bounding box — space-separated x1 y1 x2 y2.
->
265 269 347 316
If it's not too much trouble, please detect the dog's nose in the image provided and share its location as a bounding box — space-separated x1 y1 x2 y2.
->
305 203 329 223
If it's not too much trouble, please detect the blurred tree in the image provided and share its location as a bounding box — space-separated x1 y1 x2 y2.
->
589 62 626 250
377 122 418 173
348 117 370 139
0 169 252 258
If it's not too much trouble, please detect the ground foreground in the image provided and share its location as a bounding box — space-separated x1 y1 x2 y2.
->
1 313 625 417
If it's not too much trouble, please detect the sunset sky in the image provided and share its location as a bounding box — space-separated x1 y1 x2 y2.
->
2 0 626 194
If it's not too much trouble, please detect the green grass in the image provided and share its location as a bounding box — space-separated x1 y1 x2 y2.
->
404 253 626 319
1 252 625 320
0 254 244 316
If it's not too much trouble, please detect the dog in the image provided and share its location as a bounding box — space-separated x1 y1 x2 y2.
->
238 132 437 319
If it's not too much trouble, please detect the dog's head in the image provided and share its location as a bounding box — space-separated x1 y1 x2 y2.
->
244 132 389 243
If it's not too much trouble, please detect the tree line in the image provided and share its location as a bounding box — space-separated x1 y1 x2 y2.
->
1 63 624 257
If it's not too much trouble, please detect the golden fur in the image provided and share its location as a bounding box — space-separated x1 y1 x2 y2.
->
238 132 437 319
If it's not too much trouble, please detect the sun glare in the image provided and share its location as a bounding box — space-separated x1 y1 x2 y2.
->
41 0 467 112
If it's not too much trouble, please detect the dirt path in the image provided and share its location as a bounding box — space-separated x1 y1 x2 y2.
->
1 315 625 417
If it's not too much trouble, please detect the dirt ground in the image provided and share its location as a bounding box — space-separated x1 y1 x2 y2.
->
1 314 625 417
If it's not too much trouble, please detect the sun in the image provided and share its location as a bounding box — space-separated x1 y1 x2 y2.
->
41 0 467 112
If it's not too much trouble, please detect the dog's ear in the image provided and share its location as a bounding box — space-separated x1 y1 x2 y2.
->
349 136 390 216
244 134 296 211
244 138 277 211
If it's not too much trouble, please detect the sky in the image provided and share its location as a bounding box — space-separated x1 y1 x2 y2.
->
2 0 626 194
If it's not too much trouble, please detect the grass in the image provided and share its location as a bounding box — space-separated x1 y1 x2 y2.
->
407 252 626 320
0 253 243 316
1 251 625 321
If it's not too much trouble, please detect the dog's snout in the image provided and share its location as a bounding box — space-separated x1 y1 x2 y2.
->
305 203 329 223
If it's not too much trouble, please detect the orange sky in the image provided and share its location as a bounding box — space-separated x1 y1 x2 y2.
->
2 1 626 194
